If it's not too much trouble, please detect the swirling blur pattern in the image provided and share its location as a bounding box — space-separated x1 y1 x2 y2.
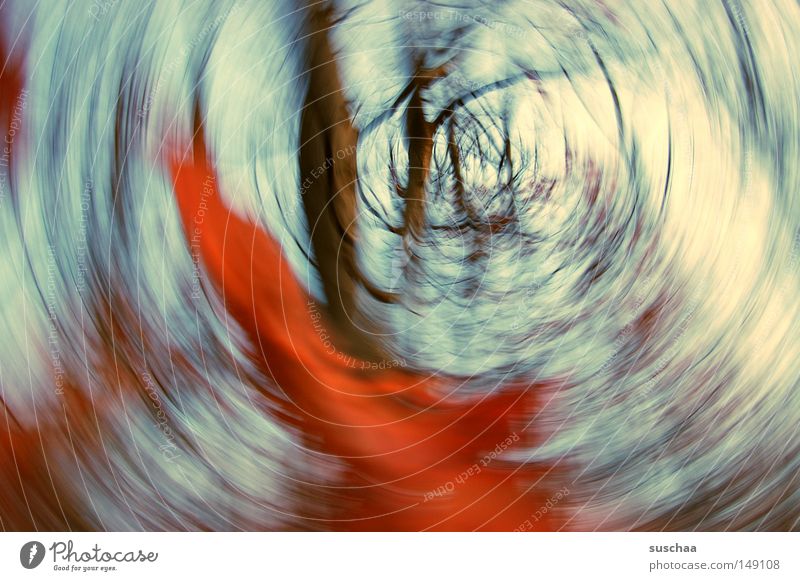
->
1 0 799 532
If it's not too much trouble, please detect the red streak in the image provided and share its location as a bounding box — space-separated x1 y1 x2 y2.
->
169 133 564 531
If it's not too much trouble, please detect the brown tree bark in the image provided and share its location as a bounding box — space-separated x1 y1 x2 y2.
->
298 4 366 354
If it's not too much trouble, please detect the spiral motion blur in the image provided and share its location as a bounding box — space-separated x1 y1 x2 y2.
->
1 0 799 531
